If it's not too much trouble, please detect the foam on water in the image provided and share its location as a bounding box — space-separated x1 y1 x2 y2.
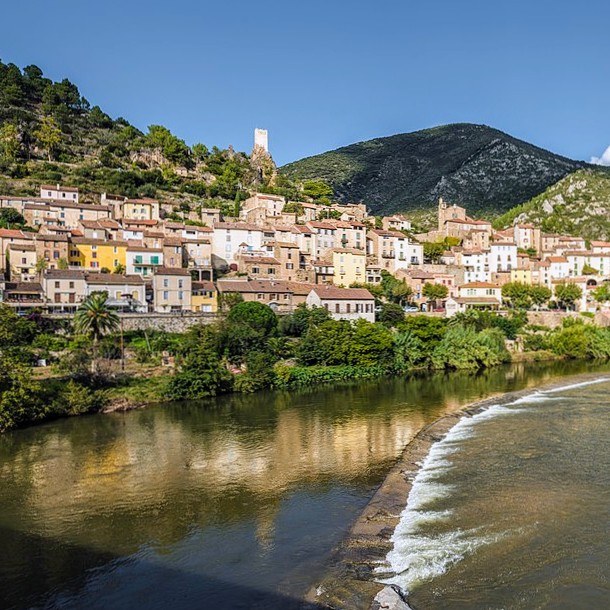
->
377 403 521 592
543 376 610 394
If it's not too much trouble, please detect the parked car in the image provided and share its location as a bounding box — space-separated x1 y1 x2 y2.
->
403 305 419 313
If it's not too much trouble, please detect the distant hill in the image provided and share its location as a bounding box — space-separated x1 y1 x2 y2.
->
281 124 586 217
494 168 610 240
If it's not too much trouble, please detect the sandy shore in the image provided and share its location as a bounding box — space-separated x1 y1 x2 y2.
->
305 370 610 610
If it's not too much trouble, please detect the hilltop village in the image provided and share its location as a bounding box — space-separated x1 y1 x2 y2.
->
0 169 608 319
0 129 607 320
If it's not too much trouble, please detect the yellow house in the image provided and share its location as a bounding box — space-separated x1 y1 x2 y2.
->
510 268 533 285
191 280 218 313
333 248 366 287
69 238 127 271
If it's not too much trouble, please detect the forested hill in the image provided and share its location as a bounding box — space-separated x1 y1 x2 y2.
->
0 60 301 213
493 168 610 240
281 123 586 217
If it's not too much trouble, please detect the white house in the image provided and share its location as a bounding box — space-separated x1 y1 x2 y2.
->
306 286 375 322
446 282 502 317
489 242 517 274
211 222 264 269
40 184 79 203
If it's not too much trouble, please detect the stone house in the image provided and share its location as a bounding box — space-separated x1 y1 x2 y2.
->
152 267 192 313
306 286 375 322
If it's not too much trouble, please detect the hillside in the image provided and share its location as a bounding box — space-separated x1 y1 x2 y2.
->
0 60 299 215
281 124 585 217
494 168 610 240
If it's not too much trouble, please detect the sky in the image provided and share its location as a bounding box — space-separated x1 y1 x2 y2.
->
2 0 610 166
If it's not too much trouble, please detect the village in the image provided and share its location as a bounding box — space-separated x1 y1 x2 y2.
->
0 133 607 321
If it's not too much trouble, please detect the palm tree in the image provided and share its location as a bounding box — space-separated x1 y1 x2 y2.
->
74 292 120 374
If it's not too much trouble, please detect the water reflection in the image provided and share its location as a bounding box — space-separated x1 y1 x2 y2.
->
0 360 607 610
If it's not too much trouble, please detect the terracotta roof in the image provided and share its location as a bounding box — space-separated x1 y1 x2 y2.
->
242 256 280 265
310 286 374 300
41 184 79 192
5 282 43 293
43 270 86 280
153 267 190 276
546 256 568 263
455 297 501 305
122 219 158 226
71 238 128 246
86 273 145 285
217 279 294 294
0 229 32 239
192 281 216 291
332 248 366 255
214 222 262 231
460 282 501 289
125 198 159 204
8 243 36 252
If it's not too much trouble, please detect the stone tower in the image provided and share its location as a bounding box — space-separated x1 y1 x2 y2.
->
254 128 269 153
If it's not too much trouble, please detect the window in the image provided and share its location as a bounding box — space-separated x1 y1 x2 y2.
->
178 280 183 289
151 256 159 265
335 303 340 313
257 293 264 300
268 268 275 275
346 303 351 313
21 258 26 264
92 252 97 259
69 281 74 289
252 267 260 274
178 291 183 301
54 281 60 288
163 291 169 300
286 263 294 270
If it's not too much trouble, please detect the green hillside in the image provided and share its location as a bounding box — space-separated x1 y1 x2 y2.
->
0 59 300 214
281 124 585 216
494 168 610 240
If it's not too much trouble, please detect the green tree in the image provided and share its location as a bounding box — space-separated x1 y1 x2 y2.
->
554 283 583 311
0 208 26 229
529 285 552 309
393 330 425 371
0 123 20 163
422 283 449 309
57 257 69 270
348 319 394 367
223 301 278 363
73 293 120 374
167 340 233 399
34 116 61 161
581 264 598 276
302 180 333 203
113 263 126 275
378 302 405 327
592 284 610 307
501 282 532 310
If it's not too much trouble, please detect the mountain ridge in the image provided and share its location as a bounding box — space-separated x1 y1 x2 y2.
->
281 123 588 216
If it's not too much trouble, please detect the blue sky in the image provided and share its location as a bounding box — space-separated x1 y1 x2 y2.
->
3 0 609 165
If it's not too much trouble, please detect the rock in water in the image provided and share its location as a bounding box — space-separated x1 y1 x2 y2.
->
371 585 414 610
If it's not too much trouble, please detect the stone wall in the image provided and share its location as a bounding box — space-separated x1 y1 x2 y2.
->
527 311 610 329
45 312 222 333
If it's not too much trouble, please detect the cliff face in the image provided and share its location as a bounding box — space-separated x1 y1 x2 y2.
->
281 123 585 216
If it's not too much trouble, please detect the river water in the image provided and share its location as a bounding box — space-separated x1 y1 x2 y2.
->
0 361 607 610
381 376 610 609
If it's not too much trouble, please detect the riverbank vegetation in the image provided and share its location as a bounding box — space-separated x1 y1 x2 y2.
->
2 298 610 432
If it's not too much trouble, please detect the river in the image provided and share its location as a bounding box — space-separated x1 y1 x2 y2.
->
0 361 607 610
